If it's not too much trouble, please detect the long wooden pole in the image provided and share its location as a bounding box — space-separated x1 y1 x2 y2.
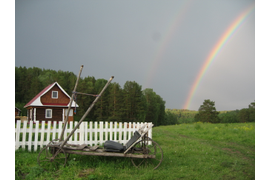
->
60 76 114 148
59 65 84 141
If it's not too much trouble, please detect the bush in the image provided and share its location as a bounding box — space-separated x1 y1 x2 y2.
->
164 111 178 125
219 111 239 123
238 108 255 123
178 117 195 124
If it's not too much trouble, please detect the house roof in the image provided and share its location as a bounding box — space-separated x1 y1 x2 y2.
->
24 82 78 108
15 107 21 112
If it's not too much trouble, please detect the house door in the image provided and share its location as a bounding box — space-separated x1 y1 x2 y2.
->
63 109 73 122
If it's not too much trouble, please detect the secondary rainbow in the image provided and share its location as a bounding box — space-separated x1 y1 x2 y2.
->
183 4 255 109
143 0 193 88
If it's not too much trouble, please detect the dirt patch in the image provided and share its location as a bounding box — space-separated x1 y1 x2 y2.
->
78 168 95 177
18 171 27 179
222 148 241 155
222 148 250 161
178 134 190 139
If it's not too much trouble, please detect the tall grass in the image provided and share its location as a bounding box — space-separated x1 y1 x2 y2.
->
15 122 255 180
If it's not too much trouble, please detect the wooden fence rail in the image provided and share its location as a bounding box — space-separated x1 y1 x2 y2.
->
15 120 153 152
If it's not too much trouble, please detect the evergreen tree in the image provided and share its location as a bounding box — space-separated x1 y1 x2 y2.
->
248 101 255 122
107 82 123 122
238 101 255 123
237 108 250 123
144 88 159 125
195 99 220 123
156 95 166 126
94 79 109 121
75 76 96 121
122 81 146 122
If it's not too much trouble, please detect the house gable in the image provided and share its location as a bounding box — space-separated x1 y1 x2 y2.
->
41 84 70 106
24 82 78 108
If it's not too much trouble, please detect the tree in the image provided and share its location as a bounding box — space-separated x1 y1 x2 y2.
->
143 88 166 126
156 95 166 126
122 81 147 122
248 101 255 122
194 99 220 123
75 76 96 121
94 79 110 121
107 82 124 122
238 101 255 122
164 111 178 125
143 88 159 125
249 101 255 109
219 110 239 123
237 108 250 123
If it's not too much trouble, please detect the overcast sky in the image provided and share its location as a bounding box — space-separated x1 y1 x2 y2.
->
15 0 255 111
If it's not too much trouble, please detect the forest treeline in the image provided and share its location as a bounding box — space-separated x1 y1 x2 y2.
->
167 101 255 124
15 66 178 126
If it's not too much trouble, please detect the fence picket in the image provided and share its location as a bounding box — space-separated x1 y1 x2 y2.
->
15 121 21 150
34 121 39 151
28 121 33 151
52 121 56 141
109 122 113 142
15 120 152 151
40 121 45 149
113 122 117 141
46 121 51 145
105 122 108 142
89 122 92 145
22 121 27 149
99 122 102 144
94 122 97 145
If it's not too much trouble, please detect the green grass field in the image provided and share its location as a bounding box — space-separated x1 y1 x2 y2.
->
15 122 255 180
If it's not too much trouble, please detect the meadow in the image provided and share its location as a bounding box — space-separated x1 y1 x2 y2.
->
15 122 255 180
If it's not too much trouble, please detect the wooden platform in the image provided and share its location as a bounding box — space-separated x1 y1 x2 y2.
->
64 149 155 159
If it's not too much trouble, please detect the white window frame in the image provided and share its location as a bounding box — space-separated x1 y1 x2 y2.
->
52 91 58 99
45 109 52 118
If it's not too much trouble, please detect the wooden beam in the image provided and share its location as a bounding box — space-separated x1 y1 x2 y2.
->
64 149 155 159
60 76 114 148
59 65 83 141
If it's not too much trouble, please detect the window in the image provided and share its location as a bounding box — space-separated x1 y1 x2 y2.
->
45 109 52 118
52 91 58 99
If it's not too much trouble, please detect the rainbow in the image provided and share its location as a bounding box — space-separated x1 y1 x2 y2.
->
143 0 193 88
183 3 255 109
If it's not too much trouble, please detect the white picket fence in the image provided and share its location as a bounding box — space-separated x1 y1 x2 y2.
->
15 120 153 152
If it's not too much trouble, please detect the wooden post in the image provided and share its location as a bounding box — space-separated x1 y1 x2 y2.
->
60 76 114 148
59 65 83 141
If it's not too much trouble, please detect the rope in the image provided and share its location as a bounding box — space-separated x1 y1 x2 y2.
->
72 91 100 97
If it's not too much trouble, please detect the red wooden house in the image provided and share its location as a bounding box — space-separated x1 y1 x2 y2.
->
24 82 78 122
